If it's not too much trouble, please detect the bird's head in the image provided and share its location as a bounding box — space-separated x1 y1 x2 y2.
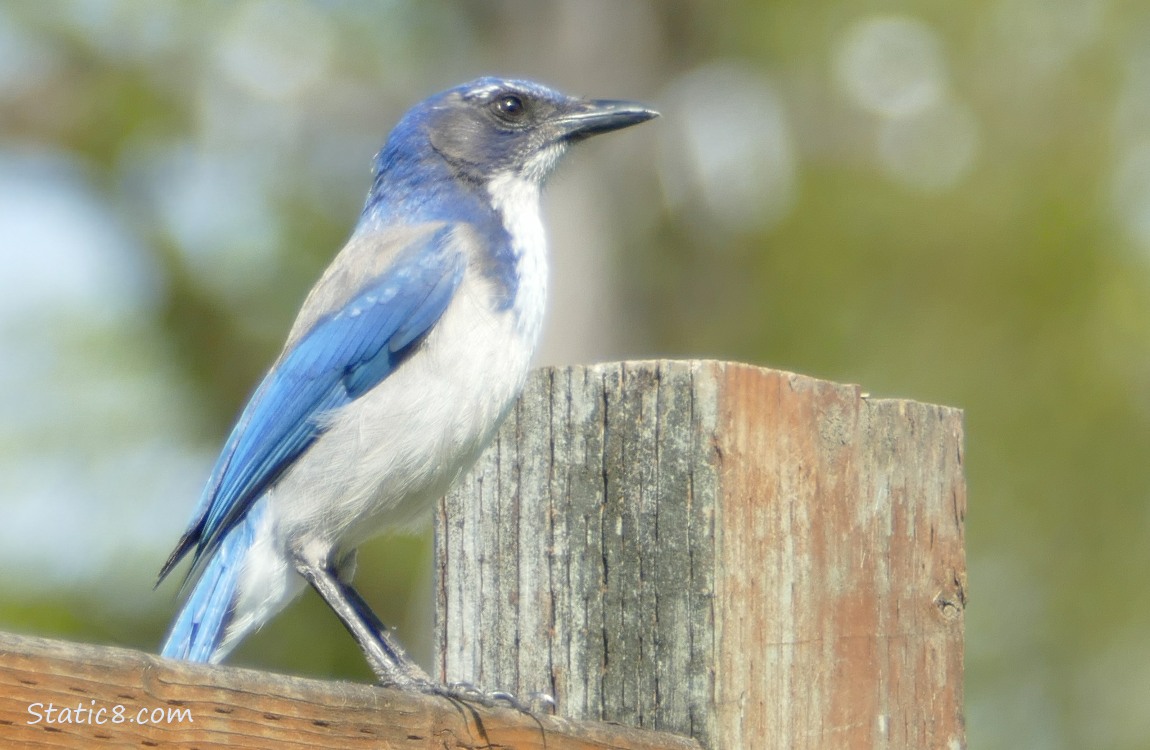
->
385 77 658 187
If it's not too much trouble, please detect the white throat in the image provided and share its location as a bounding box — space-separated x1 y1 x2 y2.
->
486 171 549 344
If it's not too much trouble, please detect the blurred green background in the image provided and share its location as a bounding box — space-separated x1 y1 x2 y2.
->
1 1 1148 747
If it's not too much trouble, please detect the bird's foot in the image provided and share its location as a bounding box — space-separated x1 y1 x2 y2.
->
380 677 556 714
441 681 557 714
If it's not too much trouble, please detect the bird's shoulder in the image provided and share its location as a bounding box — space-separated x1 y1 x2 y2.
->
283 221 489 351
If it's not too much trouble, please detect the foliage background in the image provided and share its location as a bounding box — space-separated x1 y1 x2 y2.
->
2 2 1149 748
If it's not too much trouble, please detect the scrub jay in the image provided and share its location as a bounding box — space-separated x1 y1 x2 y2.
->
157 78 656 693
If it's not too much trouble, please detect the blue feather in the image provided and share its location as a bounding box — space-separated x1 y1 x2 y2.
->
161 500 262 660
159 226 465 587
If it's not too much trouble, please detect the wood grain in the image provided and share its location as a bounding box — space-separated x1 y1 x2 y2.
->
437 361 966 750
0 631 701 749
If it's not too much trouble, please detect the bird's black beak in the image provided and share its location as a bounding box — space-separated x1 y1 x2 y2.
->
554 99 659 141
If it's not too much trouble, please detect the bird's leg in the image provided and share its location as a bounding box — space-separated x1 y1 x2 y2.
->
294 551 556 712
292 555 431 688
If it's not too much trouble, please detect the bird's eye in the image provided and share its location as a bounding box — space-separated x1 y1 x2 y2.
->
492 94 527 122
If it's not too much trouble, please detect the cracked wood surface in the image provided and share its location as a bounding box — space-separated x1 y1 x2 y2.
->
437 361 966 750
0 631 701 749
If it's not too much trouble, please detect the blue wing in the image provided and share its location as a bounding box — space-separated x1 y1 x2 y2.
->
159 225 465 585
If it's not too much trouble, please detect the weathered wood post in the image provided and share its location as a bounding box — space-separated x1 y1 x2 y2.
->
436 360 966 750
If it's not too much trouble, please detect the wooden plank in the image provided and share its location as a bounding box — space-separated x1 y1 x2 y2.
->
437 361 966 750
0 631 701 749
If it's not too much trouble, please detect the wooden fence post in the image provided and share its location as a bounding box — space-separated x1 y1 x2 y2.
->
436 360 966 750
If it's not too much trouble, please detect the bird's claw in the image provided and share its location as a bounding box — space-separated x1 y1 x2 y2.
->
418 680 556 713
443 680 486 701
525 691 558 713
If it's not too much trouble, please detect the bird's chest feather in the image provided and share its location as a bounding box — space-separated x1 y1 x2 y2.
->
271 221 547 544
486 171 548 345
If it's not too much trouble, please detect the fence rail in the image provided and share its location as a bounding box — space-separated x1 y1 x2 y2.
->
0 631 701 749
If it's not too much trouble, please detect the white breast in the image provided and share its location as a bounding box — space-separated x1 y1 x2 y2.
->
265 177 551 553
486 171 549 345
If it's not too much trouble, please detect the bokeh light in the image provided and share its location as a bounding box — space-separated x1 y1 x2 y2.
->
877 96 979 191
658 62 797 233
835 16 946 118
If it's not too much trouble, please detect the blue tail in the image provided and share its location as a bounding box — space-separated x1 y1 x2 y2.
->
161 506 260 662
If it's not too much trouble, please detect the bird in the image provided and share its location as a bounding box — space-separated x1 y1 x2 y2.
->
156 77 657 693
